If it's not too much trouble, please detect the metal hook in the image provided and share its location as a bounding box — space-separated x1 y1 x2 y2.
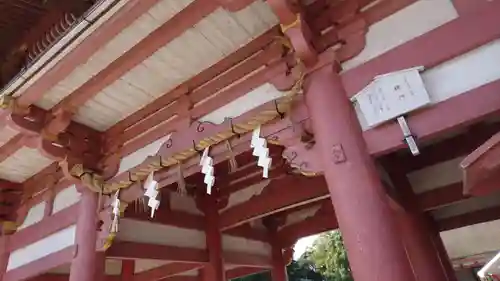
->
192 140 203 155
159 156 168 168
229 118 241 138
128 172 137 183
274 100 285 119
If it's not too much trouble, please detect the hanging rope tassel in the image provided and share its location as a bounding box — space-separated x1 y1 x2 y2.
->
176 162 187 196
110 189 121 234
226 140 238 173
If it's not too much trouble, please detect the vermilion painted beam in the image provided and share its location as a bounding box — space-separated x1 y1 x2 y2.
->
364 79 500 156
0 133 24 163
30 275 122 281
133 262 204 281
21 163 63 202
418 183 468 211
119 58 290 157
121 260 135 281
438 206 500 231
389 124 500 173
3 246 75 281
219 176 330 230
105 26 281 141
226 267 268 280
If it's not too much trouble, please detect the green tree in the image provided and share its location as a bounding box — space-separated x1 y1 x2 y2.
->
301 231 352 281
233 260 324 281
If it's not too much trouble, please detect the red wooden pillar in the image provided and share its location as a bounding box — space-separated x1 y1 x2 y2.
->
121 260 135 281
94 252 106 281
304 65 414 281
0 235 10 280
271 244 288 281
397 209 449 281
429 220 458 281
202 195 225 281
69 188 99 281
266 220 288 281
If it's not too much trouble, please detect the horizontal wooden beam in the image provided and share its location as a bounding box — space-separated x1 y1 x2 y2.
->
391 124 500 173
277 200 337 247
133 262 204 281
364 78 500 157
0 134 24 163
438 206 500 231
30 275 121 281
219 175 330 230
418 183 468 211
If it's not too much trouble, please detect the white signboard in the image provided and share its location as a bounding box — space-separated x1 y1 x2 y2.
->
354 67 430 127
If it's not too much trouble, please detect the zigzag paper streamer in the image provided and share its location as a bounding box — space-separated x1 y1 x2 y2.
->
251 126 272 178
144 172 160 218
200 147 215 194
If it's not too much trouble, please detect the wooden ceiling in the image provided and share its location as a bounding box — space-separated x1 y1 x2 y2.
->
0 0 94 88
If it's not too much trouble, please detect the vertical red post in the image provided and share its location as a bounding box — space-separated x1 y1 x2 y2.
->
121 260 135 281
271 242 288 281
202 195 225 281
397 209 449 281
429 221 458 281
69 188 99 281
387 166 450 281
304 65 414 281
0 235 10 280
94 252 106 281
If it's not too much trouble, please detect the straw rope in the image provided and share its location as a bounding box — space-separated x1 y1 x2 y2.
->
66 61 305 195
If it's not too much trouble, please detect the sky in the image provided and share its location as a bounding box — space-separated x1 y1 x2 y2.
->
293 234 319 260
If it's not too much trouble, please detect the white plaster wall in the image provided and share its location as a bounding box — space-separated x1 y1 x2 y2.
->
17 202 46 230
117 134 171 174
118 219 206 249
199 83 285 124
442 219 500 259
407 157 463 194
343 0 458 70
422 39 500 103
134 259 172 273
224 180 269 211
356 39 500 131
7 225 76 271
222 235 271 256
118 219 271 256
284 205 321 227
170 192 203 215
52 185 81 214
